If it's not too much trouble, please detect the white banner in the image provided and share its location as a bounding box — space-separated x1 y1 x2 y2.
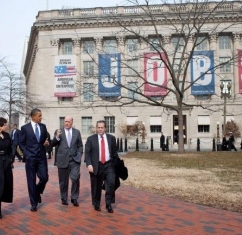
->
54 55 76 97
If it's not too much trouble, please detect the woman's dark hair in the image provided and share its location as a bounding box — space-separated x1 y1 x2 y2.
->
0 117 7 127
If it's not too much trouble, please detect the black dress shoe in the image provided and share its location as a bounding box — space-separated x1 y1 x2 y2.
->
30 206 37 212
61 200 68 205
106 204 113 213
94 205 101 211
71 199 79 207
38 195 42 203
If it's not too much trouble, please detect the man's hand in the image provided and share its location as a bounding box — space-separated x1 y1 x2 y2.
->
87 165 93 173
56 129 62 138
43 138 49 146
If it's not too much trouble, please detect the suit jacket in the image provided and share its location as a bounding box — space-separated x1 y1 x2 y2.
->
19 122 48 160
11 129 21 146
85 133 119 175
51 128 83 168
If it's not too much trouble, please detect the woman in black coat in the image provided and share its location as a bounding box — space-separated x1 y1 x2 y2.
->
0 117 14 219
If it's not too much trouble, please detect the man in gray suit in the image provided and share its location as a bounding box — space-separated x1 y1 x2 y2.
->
85 120 119 213
52 116 83 206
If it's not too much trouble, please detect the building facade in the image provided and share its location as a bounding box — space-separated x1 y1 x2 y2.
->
23 1 242 149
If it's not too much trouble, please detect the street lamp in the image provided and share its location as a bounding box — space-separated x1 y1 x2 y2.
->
220 80 231 134
217 122 220 143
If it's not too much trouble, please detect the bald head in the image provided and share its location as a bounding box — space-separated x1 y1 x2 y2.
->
64 116 73 129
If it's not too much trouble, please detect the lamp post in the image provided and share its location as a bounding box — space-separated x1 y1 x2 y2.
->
217 122 220 143
220 80 231 134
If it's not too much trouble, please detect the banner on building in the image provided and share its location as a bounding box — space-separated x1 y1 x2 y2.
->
144 53 168 96
238 50 242 94
98 54 121 97
191 51 215 95
54 55 76 97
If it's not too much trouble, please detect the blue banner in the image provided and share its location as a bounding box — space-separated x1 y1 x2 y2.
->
191 51 215 95
98 54 121 97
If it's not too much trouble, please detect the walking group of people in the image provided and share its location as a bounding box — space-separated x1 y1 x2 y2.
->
0 108 121 219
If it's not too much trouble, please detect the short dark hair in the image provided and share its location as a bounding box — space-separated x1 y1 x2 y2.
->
30 108 41 117
0 117 7 127
96 120 106 128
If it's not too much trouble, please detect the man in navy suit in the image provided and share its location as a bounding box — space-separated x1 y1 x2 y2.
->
85 120 119 213
11 124 23 162
19 108 49 212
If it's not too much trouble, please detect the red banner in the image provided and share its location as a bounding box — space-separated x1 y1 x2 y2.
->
144 53 168 96
238 50 242 94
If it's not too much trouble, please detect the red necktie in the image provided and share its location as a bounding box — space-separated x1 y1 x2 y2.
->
101 136 106 164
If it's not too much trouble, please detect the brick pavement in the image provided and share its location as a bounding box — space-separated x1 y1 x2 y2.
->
0 158 241 235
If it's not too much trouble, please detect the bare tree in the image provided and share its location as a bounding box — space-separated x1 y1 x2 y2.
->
76 0 241 152
0 58 42 129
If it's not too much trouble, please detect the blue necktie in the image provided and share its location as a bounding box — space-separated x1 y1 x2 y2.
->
35 124 40 142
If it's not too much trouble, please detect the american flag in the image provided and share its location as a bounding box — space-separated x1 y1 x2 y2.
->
55 66 76 76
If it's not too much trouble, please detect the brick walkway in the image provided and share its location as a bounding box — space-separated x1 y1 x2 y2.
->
0 158 241 235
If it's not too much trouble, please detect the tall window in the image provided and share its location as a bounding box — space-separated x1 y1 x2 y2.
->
104 116 115 133
149 38 161 52
171 37 184 52
83 40 94 54
128 59 138 76
82 117 92 134
196 37 208 50
127 82 138 100
219 57 231 72
104 39 117 53
59 117 65 128
83 61 94 76
126 39 138 52
173 58 181 73
219 36 231 49
83 83 94 102
62 41 73 54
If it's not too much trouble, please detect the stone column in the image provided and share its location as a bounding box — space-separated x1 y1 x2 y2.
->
232 32 241 98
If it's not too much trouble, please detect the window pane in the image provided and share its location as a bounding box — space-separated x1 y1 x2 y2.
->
127 82 138 99
62 41 72 55
198 125 210 132
104 39 117 53
219 57 231 72
128 59 138 75
83 61 94 76
149 38 161 52
150 125 161 133
59 117 65 129
104 116 115 133
82 117 92 134
171 37 184 52
219 36 231 49
126 39 138 52
83 83 94 102
83 40 94 54
196 37 207 50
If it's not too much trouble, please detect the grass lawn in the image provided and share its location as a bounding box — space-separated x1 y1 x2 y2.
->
121 151 242 213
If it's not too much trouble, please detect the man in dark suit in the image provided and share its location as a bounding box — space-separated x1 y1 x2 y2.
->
11 124 23 162
52 116 83 207
19 108 49 212
160 132 165 151
85 120 119 213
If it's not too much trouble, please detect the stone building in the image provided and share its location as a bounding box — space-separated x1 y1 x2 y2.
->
23 1 242 150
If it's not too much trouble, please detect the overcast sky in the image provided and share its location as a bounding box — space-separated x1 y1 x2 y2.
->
0 0 127 73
